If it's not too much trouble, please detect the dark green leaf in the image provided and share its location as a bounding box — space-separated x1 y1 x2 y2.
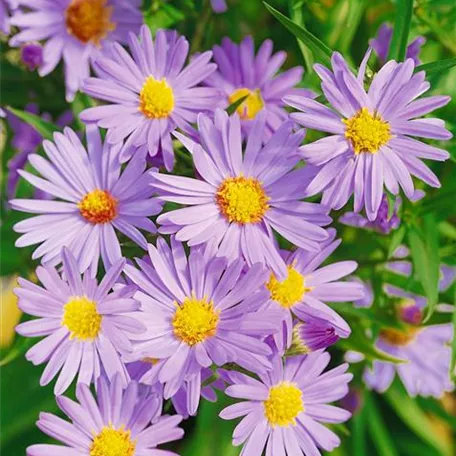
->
264 2 334 67
415 58 456 77
6 107 59 141
387 0 414 61
226 95 248 115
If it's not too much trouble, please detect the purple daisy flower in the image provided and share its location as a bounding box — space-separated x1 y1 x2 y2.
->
6 104 73 200
220 351 352 456
364 289 453 397
204 36 314 138
0 0 17 35
285 51 452 220
10 0 143 101
124 237 283 415
262 229 364 352
10 125 162 274
370 23 426 65
80 26 219 170
27 373 184 456
20 41 44 70
154 110 330 277
15 248 145 394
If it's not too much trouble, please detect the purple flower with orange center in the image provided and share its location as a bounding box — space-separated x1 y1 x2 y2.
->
220 352 352 456
80 26 219 170
285 51 452 220
27 373 184 456
10 0 143 101
15 249 144 395
204 36 314 138
124 237 283 415
262 229 364 352
155 110 330 278
10 125 162 274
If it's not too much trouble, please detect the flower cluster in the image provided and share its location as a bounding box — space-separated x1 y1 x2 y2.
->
2 4 454 456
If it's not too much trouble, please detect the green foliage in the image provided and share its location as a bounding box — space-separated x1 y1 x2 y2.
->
387 0 414 61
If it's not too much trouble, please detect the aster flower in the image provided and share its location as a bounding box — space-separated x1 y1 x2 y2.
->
204 36 314 138
261 229 364 352
27 373 184 456
370 23 425 65
20 42 44 71
364 287 453 397
80 26 219 170
6 104 73 199
285 51 452 220
10 0 143 101
220 351 352 456
10 125 162 273
155 110 330 277
0 0 17 35
15 248 144 394
124 237 283 415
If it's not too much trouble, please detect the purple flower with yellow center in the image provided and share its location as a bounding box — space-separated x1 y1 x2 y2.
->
15 248 144 395
155 110 330 277
10 125 162 273
124 237 283 415
0 0 17 34
204 36 314 138
262 229 364 352
220 352 352 456
10 0 143 101
80 26 219 170
285 51 452 220
370 23 425 65
27 373 184 456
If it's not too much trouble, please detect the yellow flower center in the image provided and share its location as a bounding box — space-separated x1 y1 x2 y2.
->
264 382 304 427
228 88 264 120
343 107 391 154
266 266 312 309
62 296 102 341
90 426 136 456
139 76 175 119
216 176 270 224
172 296 220 346
142 357 159 365
65 0 115 46
78 189 118 224
380 327 418 346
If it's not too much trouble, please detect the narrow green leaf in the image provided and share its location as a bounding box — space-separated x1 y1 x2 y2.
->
408 218 439 321
365 395 399 456
387 225 406 259
289 0 314 72
385 380 450 455
226 95 248 115
352 400 367 456
6 107 59 141
387 0 414 62
415 57 456 76
264 2 333 67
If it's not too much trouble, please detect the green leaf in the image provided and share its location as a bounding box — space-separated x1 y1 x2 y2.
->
387 0 414 62
352 403 367 456
387 225 406 259
365 395 399 456
71 92 96 130
289 0 314 72
264 2 334 67
6 107 59 141
226 95 248 115
385 380 451 455
416 58 456 76
408 218 439 321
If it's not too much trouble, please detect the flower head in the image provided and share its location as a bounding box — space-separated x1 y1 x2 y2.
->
220 352 352 455
124 237 283 415
286 51 452 220
80 26 219 170
15 248 144 394
155 110 330 277
26 374 184 456
204 36 314 138
10 0 143 100
20 42 44 70
262 229 364 351
211 0 227 13
10 125 162 273
370 23 425 65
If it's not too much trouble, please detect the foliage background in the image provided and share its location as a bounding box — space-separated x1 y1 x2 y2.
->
1 0 455 455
